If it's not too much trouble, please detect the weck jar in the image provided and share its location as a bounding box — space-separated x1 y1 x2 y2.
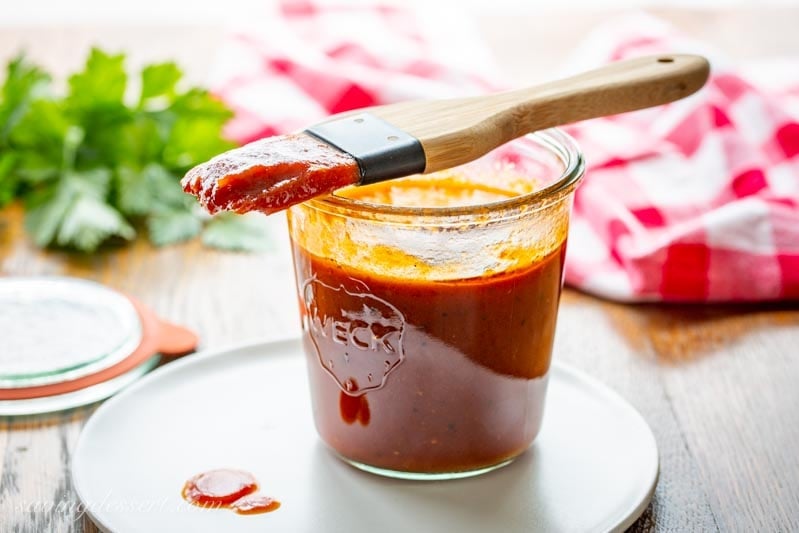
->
288 129 584 480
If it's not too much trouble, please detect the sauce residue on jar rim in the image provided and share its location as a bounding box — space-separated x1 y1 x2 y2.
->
338 172 526 208
181 469 280 515
292 169 570 284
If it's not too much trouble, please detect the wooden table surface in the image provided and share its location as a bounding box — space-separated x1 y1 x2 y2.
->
1 7 799 532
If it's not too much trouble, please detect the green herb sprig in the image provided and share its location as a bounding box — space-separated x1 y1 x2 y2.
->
0 48 270 252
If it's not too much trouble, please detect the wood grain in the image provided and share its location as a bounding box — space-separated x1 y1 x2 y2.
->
370 55 709 173
557 293 799 532
0 203 300 533
1 8 799 533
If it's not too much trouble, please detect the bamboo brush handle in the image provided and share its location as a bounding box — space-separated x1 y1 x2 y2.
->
369 54 710 173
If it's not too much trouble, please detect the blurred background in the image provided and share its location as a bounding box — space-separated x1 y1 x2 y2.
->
1 1 798 532
4 0 799 23
2 0 798 86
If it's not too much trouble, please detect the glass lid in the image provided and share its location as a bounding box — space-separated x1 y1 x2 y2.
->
0 277 143 388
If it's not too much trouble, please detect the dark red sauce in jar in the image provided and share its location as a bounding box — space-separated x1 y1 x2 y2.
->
289 175 569 475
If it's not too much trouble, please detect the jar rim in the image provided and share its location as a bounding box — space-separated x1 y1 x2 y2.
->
303 128 585 218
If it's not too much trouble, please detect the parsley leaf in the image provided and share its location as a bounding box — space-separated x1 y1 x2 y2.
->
202 213 273 252
0 56 50 144
0 58 54 205
148 207 202 246
66 48 127 110
0 152 18 206
140 62 181 104
25 168 135 250
0 48 269 253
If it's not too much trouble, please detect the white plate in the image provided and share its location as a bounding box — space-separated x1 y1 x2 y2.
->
72 339 658 533
0 356 160 416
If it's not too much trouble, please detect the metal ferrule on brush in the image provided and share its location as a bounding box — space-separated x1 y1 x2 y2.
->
305 113 426 185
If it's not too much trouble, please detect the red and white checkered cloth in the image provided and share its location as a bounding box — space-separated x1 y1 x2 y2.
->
210 3 799 302
562 15 799 301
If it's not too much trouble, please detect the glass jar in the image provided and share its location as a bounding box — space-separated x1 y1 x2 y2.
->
288 129 584 480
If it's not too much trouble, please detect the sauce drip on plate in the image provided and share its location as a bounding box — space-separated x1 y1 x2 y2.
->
182 469 280 515
230 494 281 515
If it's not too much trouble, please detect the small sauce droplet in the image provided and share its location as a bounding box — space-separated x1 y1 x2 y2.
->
340 390 370 426
182 469 280 516
231 494 281 515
